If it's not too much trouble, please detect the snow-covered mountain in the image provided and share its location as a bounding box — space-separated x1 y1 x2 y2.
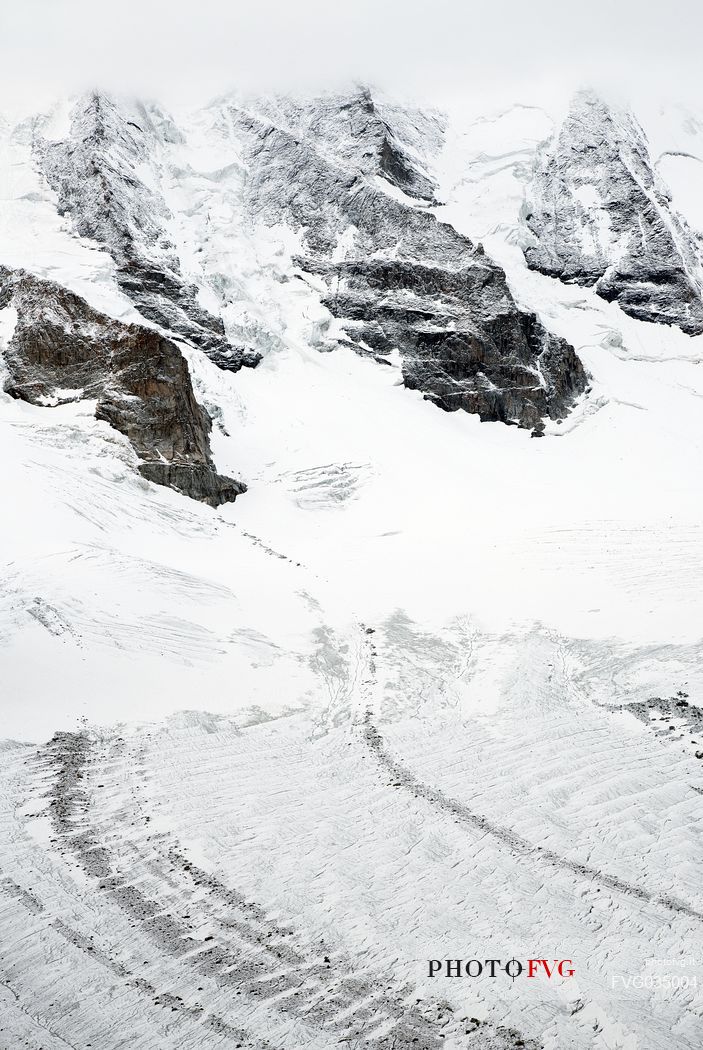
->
1 85 703 1050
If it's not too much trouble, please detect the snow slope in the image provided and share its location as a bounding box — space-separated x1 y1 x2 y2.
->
1 88 703 1050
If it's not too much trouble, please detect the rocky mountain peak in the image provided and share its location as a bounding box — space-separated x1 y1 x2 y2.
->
37 92 253 371
207 90 588 431
522 90 703 334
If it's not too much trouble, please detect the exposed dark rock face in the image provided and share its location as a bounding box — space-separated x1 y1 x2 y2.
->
0 266 244 506
218 96 588 430
312 257 586 428
523 91 703 334
36 93 252 370
250 88 441 202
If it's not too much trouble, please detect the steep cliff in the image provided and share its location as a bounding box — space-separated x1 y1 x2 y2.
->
523 91 703 334
0 266 244 505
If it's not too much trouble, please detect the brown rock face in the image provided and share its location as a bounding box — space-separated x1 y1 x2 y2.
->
0 266 245 507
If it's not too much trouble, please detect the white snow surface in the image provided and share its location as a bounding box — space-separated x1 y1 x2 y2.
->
1 89 703 1050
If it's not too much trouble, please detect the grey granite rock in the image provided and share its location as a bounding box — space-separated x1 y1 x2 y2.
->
523 91 703 334
220 93 588 430
247 87 442 202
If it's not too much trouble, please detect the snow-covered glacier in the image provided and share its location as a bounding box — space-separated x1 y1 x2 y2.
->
1 84 703 1050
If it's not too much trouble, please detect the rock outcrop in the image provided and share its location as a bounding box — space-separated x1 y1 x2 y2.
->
312 256 586 428
0 266 244 506
523 91 703 334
